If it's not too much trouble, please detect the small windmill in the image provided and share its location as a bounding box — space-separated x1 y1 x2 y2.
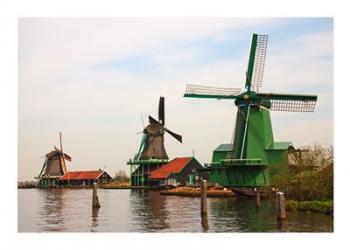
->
184 34 318 187
129 96 182 186
136 96 182 160
37 132 71 187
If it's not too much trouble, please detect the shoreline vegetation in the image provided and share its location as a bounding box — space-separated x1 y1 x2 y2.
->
286 200 333 215
271 143 333 215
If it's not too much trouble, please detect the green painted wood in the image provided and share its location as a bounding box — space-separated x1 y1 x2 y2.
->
183 93 238 99
208 166 270 187
245 34 258 91
245 107 274 163
233 106 247 159
184 91 317 102
257 93 317 101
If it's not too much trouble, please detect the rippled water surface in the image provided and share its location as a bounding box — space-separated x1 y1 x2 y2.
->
18 189 333 232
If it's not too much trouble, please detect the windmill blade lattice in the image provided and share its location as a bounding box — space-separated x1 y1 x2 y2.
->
250 34 268 92
269 99 317 112
258 93 317 112
185 84 241 99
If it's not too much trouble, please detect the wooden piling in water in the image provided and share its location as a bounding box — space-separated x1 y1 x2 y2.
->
276 192 286 220
200 180 208 215
255 188 260 208
92 182 101 208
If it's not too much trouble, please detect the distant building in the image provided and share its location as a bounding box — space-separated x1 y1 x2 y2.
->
36 133 113 188
59 170 112 186
36 146 71 188
149 157 208 186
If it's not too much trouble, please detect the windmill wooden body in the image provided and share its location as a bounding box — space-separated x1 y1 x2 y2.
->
184 34 318 187
127 97 182 186
36 132 71 188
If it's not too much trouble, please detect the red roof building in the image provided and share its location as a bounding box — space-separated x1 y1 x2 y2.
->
59 170 112 186
149 157 207 186
150 157 192 179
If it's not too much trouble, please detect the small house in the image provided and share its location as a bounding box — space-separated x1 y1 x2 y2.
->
149 157 207 186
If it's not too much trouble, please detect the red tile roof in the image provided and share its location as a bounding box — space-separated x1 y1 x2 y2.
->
59 170 104 180
149 157 192 179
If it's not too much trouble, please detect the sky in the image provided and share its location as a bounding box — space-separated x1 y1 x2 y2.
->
18 17 333 181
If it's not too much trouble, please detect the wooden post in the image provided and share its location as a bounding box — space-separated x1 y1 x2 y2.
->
92 182 101 208
255 188 260 208
200 179 208 215
276 192 286 220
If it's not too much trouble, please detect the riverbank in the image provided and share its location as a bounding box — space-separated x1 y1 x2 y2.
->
18 181 37 189
286 200 333 215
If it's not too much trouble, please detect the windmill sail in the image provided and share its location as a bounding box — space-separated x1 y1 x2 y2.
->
164 127 182 143
257 93 317 112
149 115 182 143
149 115 159 125
39 133 71 178
138 97 182 160
246 34 268 92
43 148 71 176
59 132 68 174
184 84 241 99
158 96 165 125
54 146 72 161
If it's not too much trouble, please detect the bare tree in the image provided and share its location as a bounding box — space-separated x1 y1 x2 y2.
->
113 170 130 183
289 143 333 172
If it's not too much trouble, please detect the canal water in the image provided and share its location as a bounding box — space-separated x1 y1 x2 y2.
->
18 189 333 232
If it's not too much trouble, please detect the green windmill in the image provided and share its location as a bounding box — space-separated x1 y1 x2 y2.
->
184 34 318 187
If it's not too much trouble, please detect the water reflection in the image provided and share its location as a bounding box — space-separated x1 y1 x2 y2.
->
129 190 170 231
277 219 288 232
18 189 333 232
201 214 209 232
37 189 67 232
91 207 99 229
230 199 277 232
209 197 241 232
